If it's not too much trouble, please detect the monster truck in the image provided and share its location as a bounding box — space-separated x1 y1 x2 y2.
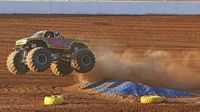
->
6 30 95 76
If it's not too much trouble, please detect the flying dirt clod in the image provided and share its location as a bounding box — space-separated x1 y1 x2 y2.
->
6 30 95 76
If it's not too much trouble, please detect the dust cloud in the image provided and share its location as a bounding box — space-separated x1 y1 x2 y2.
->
76 47 200 91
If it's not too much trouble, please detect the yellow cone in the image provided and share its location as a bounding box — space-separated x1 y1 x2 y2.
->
140 95 165 104
44 95 64 105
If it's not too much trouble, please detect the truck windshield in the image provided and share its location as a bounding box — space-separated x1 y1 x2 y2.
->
31 31 44 38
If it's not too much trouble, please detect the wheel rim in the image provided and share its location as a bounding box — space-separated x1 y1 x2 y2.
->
36 53 48 65
81 55 91 66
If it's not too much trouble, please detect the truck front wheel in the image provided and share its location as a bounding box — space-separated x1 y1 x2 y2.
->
27 47 51 72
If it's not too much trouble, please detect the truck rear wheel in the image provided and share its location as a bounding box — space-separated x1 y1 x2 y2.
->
27 47 51 72
6 51 29 75
71 49 95 73
51 60 73 76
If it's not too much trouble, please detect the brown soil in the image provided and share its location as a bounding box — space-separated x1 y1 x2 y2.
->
0 14 200 112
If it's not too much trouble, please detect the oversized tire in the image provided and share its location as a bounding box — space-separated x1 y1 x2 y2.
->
51 60 73 76
27 47 51 72
71 49 95 73
6 51 29 75
140 95 165 104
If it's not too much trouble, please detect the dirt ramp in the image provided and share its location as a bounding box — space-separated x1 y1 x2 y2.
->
76 47 200 91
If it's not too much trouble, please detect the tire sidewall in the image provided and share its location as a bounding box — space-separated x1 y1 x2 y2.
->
33 50 50 69
72 49 95 73
27 47 51 72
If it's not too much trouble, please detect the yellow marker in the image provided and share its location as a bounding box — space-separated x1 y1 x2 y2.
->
140 95 165 104
44 95 64 105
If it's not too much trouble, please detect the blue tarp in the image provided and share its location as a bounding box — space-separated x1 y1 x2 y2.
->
83 80 192 97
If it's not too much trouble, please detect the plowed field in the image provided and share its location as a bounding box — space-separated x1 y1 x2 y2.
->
0 14 200 111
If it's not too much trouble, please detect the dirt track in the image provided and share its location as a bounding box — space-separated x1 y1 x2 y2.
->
1 14 200 111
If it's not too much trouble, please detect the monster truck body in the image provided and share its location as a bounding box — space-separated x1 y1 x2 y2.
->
16 30 89 50
7 30 95 76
